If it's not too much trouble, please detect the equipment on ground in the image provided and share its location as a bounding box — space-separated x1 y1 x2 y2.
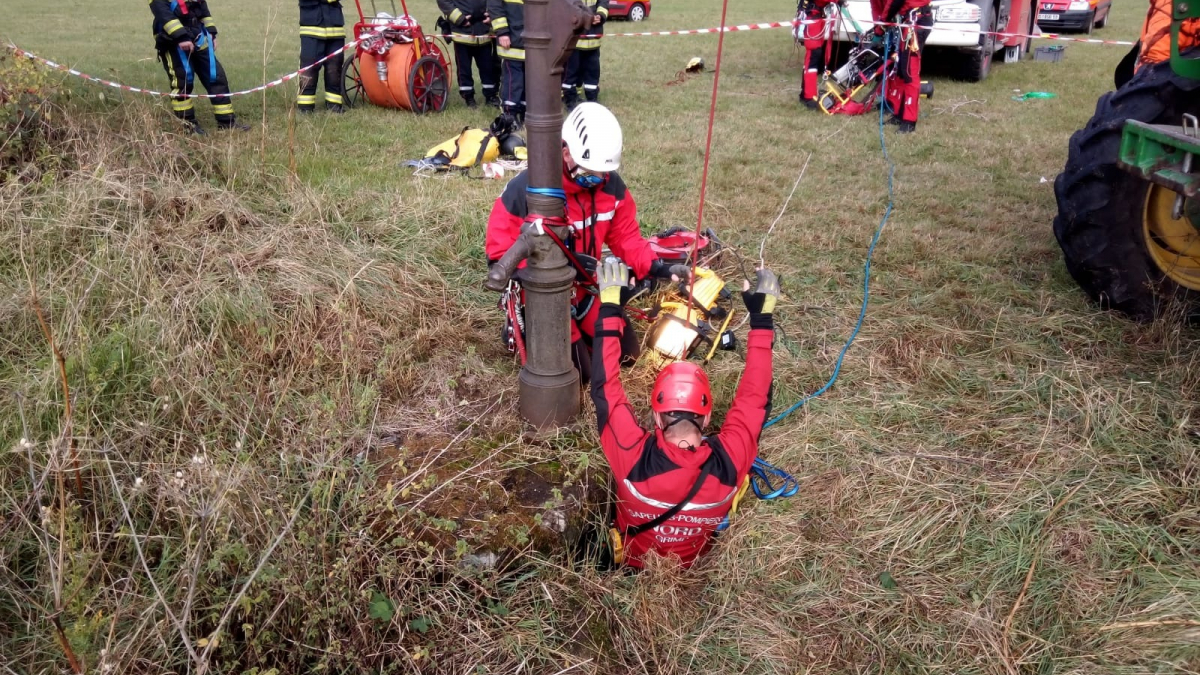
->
341 0 452 113
644 266 734 363
423 127 501 167
821 0 1038 82
749 458 800 499
1052 0 1200 320
818 30 933 116
648 228 713 264
407 114 528 171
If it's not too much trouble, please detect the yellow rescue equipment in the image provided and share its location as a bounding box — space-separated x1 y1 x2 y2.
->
425 127 501 170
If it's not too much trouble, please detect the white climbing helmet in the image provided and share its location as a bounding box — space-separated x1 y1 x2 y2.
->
562 102 623 173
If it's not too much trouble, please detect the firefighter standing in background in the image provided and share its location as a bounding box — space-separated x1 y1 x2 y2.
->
798 0 838 110
150 0 247 133
562 0 609 109
871 0 932 133
298 0 346 113
487 0 526 124
437 0 499 108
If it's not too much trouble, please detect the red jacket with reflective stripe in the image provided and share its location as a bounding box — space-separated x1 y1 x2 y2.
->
590 303 774 568
485 169 659 279
486 170 661 341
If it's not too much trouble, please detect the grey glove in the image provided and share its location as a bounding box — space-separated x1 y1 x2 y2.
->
598 257 630 305
667 263 692 281
742 268 780 328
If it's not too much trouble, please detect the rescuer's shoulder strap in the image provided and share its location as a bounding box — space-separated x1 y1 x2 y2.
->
624 464 711 539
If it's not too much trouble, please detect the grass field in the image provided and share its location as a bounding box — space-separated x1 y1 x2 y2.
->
2 0 1199 673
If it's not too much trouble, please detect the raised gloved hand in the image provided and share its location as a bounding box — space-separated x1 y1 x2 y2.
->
742 268 780 329
598 257 631 306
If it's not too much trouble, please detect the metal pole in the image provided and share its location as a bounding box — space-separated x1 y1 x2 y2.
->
485 0 591 429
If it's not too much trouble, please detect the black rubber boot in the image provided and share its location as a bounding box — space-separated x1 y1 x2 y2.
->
218 119 251 131
895 120 916 134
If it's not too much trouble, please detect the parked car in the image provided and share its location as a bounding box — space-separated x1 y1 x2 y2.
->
832 0 1038 81
1035 0 1111 33
607 0 650 21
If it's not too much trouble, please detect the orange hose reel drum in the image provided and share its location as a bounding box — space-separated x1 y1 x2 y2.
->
358 43 418 110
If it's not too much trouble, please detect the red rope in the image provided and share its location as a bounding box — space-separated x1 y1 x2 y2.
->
689 0 732 299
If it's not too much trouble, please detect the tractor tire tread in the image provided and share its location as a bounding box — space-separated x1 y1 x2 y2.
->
1052 54 1200 320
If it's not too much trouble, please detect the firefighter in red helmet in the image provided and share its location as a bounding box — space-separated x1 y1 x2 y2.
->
590 258 779 568
871 0 932 132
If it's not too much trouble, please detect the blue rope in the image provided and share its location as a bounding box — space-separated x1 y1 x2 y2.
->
527 186 566 201
749 457 800 499
762 31 896 431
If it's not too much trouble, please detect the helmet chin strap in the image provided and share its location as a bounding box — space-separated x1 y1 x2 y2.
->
660 413 703 451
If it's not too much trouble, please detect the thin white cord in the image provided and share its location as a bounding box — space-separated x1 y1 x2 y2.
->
760 151 812 268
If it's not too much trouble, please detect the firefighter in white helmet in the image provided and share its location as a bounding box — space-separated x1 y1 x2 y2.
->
485 103 691 383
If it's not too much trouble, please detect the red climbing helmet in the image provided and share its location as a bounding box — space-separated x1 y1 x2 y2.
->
650 362 713 417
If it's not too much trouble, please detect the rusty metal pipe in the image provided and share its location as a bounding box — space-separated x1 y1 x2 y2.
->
485 0 591 429
484 233 532 292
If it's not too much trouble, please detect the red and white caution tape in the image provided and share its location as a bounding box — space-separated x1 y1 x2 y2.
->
585 16 1128 45
583 20 799 37
983 28 1133 45
831 18 1136 46
7 39 362 99
8 17 1134 101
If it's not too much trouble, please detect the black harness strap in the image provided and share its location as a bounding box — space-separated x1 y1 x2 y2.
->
471 132 496 168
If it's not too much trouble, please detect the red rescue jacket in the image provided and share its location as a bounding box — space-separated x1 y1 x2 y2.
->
589 303 774 568
485 169 659 279
486 170 661 340
871 0 929 23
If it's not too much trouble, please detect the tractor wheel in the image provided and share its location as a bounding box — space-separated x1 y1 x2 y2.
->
1052 56 1200 320
342 54 365 109
408 56 449 114
963 2 996 81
